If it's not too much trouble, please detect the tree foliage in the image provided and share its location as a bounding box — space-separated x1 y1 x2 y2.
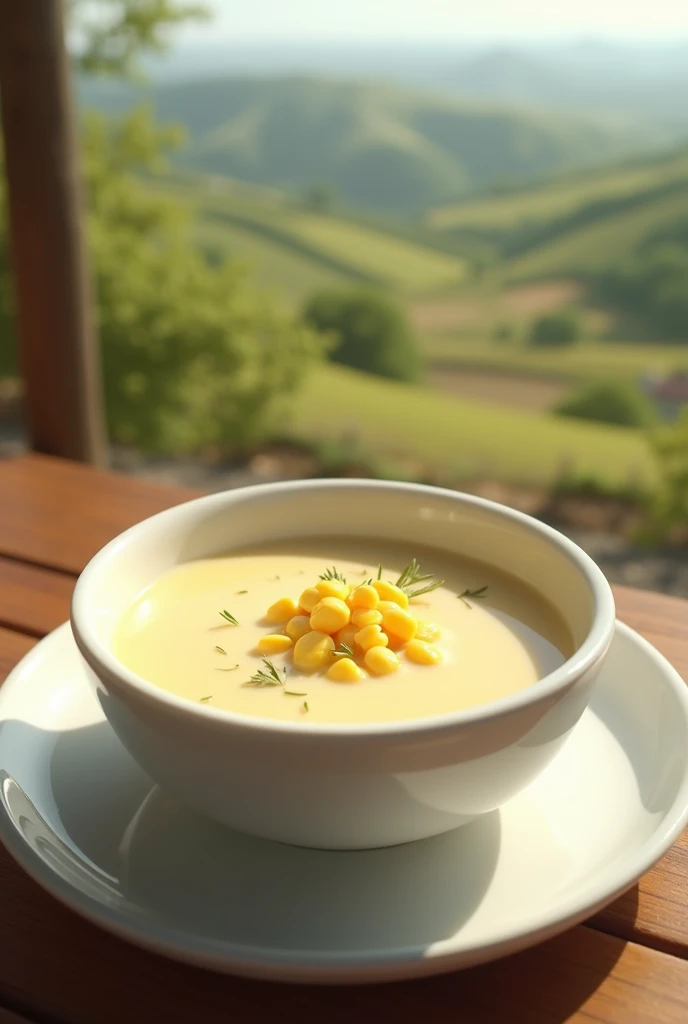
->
529 308 581 347
597 241 688 341
69 0 209 77
642 409 688 543
86 110 324 451
554 378 657 429
303 289 421 383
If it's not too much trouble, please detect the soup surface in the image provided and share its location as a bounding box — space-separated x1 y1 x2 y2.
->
113 537 573 724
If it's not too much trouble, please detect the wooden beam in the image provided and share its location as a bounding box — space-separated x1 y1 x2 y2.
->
0 0 106 465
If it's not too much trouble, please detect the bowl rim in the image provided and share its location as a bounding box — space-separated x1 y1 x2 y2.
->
71 478 616 741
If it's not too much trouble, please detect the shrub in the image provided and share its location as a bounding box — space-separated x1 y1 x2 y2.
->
640 408 688 543
303 288 421 382
530 308 581 348
554 378 657 429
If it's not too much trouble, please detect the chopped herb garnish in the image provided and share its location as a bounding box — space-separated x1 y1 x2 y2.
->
333 641 355 658
215 646 227 655
376 563 383 580
302 701 309 713
244 657 286 688
396 558 444 599
216 664 239 672
458 585 488 608
269 575 281 582
355 578 373 589
219 609 239 625
319 565 347 583
200 695 212 702
236 590 248 595
284 690 308 697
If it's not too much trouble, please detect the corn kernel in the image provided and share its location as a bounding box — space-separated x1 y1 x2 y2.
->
298 587 321 614
293 630 335 671
265 596 299 624
381 606 418 643
334 625 359 651
257 634 293 655
348 584 379 611
310 597 351 634
355 624 389 651
416 621 441 643
351 608 383 628
316 579 350 602
372 580 409 608
405 639 443 665
364 646 400 676
327 657 365 683
285 615 312 641
377 600 402 616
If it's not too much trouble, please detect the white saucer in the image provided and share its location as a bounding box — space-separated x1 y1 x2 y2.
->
1 621 688 984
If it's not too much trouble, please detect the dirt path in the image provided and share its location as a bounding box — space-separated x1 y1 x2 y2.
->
411 278 584 334
426 367 567 412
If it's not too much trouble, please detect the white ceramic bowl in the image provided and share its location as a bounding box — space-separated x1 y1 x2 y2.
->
71 479 615 850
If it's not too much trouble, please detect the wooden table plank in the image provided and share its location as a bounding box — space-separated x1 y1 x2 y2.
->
0 838 685 1024
0 454 196 574
0 627 35 680
0 557 73 638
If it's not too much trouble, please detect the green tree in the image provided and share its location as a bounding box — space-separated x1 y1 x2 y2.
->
86 110 325 451
554 378 657 429
530 308 581 348
69 0 209 77
303 288 421 383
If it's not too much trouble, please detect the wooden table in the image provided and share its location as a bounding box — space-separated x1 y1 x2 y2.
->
0 453 687 1024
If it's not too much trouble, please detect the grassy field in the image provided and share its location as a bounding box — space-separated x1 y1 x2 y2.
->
193 220 349 301
423 337 688 384
428 151 688 232
291 363 654 487
505 186 688 281
149 176 466 295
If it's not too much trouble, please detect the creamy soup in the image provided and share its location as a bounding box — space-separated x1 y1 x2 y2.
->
113 537 573 724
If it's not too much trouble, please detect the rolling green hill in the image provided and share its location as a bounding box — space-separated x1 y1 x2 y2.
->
427 148 688 281
147 175 467 297
124 76 641 213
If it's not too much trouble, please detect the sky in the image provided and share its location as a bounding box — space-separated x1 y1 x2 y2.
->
182 0 688 43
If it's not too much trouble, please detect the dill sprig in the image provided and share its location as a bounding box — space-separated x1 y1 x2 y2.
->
332 641 355 658
244 658 286 687
284 689 308 697
216 664 239 672
215 646 227 655
458 585 488 608
319 566 347 583
218 609 239 626
200 695 212 702
302 701 309 713
376 563 383 580
395 558 444 600
236 589 248 595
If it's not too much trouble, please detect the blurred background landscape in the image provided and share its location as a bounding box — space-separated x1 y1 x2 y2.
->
3 0 688 592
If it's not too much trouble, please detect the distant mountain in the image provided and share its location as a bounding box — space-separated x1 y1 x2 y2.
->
79 75 648 212
129 40 688 144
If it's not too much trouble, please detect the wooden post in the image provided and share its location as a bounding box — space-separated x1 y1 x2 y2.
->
0 0 106 464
